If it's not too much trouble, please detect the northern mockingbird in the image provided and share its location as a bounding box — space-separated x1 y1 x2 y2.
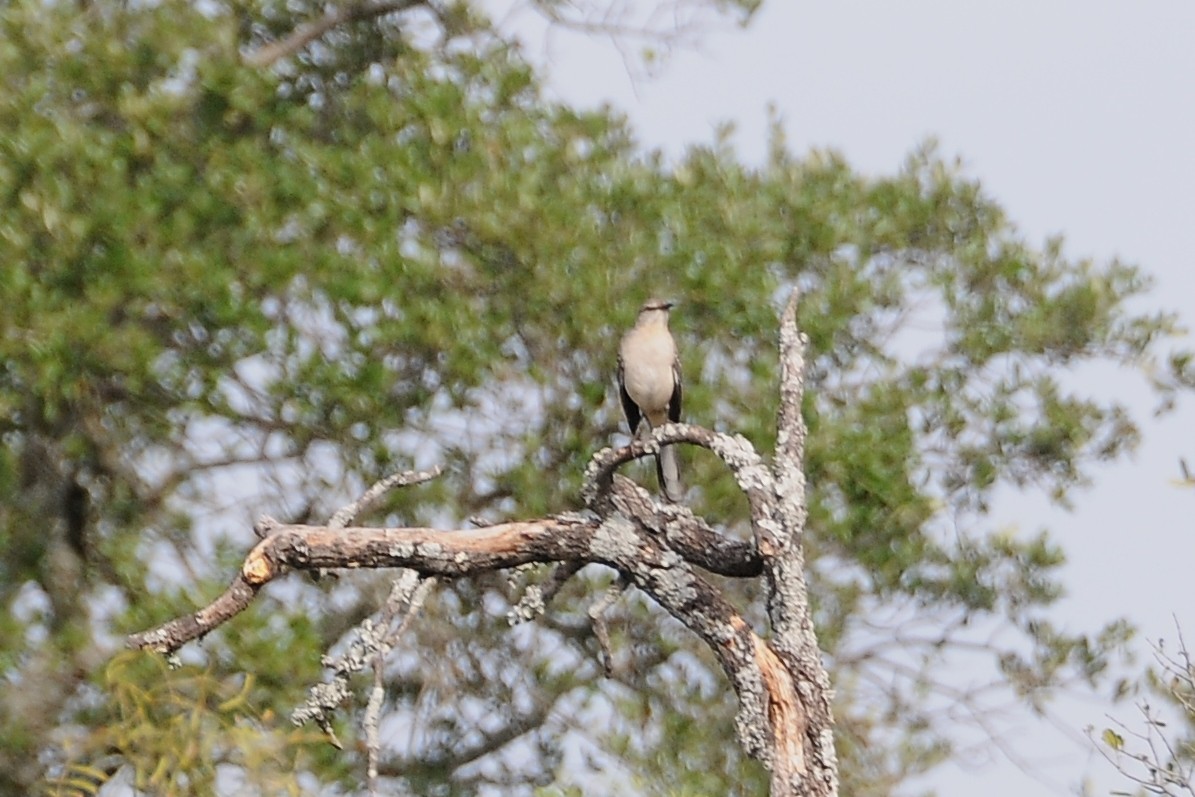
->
618 298 683 502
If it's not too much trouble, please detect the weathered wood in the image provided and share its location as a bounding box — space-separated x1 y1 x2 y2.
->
127 292 838 797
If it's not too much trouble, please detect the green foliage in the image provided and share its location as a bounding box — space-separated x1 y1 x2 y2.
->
38 652 334 796
0 0 1189 795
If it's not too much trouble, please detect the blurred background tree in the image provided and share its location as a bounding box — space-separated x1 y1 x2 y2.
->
1 0 1190 794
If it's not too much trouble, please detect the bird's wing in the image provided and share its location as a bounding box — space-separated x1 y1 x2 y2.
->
617 354 642 434
668 354 682 423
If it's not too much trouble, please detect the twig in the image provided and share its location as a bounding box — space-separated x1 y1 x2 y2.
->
588 575 628 677
329 465 444 529
540 560 586 605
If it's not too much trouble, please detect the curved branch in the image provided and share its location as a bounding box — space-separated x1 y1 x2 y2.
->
584 424 779 554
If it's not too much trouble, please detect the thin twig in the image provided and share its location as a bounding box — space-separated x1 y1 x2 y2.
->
329 465 444 529
588 575 628 677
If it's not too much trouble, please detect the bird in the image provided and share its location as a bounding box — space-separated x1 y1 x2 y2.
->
618 298 683 502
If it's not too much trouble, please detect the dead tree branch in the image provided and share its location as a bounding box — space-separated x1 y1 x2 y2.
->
126 291 838 797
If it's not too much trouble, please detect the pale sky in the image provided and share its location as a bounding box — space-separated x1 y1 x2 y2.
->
501 2 1195 794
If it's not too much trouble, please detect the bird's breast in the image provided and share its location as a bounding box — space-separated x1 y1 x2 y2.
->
619 330 676 414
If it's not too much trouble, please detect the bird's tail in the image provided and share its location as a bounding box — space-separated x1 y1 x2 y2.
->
657 444 682 503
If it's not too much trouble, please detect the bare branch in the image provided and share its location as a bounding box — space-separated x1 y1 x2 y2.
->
538 560 586 605
125 574 261 654
243 0 427 68
329 465 444 529
127 515 581 654
366 658 386 795
775 288 810 539
530 0 747 48
588 574 628 677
